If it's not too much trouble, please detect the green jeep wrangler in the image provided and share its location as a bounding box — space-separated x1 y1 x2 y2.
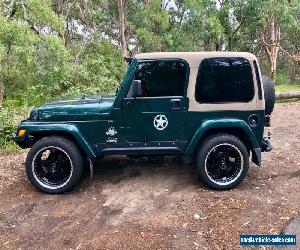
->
13 52 275 193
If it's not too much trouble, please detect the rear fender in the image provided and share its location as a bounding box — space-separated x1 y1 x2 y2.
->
185 119 261 165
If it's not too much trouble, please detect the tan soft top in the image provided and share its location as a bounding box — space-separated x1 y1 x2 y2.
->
135 52 257 68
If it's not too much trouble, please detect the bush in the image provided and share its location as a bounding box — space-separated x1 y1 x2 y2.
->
275 72 291 85
0 104 31 150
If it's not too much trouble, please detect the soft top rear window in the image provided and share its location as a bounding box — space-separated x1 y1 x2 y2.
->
195 57 254 103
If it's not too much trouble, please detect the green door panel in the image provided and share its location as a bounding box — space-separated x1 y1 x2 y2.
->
122 97 189 142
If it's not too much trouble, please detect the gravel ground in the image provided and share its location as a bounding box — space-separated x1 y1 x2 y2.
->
0 103 299 250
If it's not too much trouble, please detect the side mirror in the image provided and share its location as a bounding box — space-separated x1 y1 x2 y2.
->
132 80 142 97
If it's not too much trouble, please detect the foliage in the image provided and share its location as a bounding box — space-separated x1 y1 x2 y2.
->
275 84 300 93
0 103 31 150
275 73 291 86
0 20 126 106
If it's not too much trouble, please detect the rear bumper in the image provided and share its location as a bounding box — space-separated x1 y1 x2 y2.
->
252 138 272 166
264 115 271 127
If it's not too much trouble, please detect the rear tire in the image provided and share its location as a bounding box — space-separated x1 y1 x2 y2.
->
25 136 84 194
195 134 249 190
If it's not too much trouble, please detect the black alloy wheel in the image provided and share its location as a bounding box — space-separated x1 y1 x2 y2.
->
195 133 249 190
25 136 84 194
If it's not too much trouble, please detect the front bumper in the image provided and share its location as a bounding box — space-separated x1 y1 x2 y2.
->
12 121 35 148
12 133 34 148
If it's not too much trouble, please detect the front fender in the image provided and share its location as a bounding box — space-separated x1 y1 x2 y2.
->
185 119 260 164
13 121 96 158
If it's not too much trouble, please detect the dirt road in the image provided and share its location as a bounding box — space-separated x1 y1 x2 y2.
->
0 103 299 250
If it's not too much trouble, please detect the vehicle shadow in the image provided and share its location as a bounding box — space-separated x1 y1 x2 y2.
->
80 155 202 191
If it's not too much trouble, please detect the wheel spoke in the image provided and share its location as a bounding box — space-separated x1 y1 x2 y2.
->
33 147 72 188
205 144 243 185
224 147 232 158
211 150 224 160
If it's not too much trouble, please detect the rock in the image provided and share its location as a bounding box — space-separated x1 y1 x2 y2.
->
182 223 188 228
194 214 200 220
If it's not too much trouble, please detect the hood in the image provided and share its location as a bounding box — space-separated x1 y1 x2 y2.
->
29 95 115 121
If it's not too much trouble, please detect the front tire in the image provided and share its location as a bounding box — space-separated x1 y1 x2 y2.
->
195 134 249 190
25 136 84 194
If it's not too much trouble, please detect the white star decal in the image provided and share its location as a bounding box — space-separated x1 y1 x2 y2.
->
153 115 168 131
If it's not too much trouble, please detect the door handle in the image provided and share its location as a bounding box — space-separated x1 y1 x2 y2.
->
122 98 135 107
170 99 181 109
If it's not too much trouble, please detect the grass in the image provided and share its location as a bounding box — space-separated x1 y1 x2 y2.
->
275 84 300 93
275 84 300 103
0 143 22 153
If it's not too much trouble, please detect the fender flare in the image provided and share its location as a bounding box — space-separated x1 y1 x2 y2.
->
184 119 261 165
19 122 96 158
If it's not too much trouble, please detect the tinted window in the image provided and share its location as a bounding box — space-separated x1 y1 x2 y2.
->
132 60 188 97
195 58 254 103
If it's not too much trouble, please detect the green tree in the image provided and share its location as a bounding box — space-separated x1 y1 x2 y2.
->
0 0 126 106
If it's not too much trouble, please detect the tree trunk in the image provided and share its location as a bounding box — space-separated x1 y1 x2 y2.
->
52 0 68 47
116 0 129 57
228 36 232 51
261 14 280 81
276 91 300 99
0 82 4 106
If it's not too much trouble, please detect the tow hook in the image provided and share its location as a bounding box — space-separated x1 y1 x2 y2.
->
262 132 272 152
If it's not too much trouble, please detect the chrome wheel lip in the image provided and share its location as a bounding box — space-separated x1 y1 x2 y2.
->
32 146 73 190
204 143 244 186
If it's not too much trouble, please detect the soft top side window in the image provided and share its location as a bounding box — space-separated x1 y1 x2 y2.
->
195 57 254 103
128 60 188 98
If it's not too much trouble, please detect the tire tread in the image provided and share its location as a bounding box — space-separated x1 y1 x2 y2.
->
195 133 249 190
25 136 84 194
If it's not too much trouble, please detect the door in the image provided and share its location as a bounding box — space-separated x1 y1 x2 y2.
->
122 59 189 143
